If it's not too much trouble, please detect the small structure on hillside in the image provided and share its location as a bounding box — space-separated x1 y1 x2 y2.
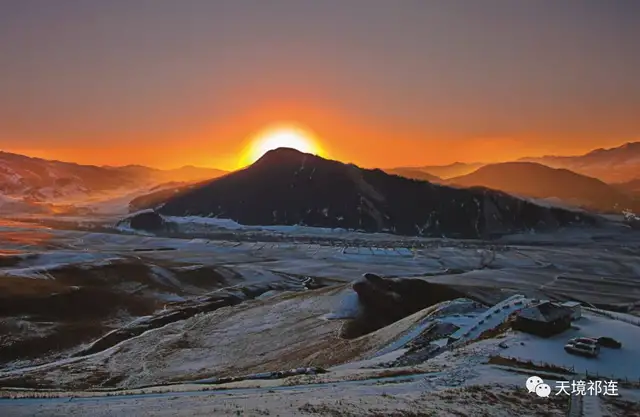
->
513 301 573 337
560 301 582 320
128 210 165 231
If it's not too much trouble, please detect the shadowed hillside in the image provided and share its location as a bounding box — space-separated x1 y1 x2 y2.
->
614 178 640 196
156 148 597 238
383 168 441 183
446 162 639 214
394 162 486 179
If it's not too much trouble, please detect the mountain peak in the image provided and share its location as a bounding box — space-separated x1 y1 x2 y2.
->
253 147 320 166
446 161 637 213
584 141 640 156
157 150 597 238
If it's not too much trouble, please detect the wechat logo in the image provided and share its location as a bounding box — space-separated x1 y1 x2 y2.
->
526 375 551 398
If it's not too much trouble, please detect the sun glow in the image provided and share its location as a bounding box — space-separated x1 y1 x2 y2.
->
240 124 324 167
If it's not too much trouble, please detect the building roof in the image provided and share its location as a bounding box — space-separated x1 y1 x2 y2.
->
561 301 581 308
517 301 573 323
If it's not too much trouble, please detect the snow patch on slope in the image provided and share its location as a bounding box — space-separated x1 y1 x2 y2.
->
323 288 362 320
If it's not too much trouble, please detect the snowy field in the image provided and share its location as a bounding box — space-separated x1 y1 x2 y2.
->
1 216 640 416
3 308 640 416
3 215 640 306
498 313 640 379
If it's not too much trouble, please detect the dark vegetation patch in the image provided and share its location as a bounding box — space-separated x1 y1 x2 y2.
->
73 277 312 358
0 285 156 320
488 355 574 375
129 211 165 231
0 374 56 390
72 294 244 357
298 404 438 417
168 264 233 289
0 254 34 267
0 258 237 366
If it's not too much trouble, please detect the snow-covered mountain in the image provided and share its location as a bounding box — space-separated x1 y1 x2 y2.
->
520 141 640 183
0 151 226 214
387 142 640 184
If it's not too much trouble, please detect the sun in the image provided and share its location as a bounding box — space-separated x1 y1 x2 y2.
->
239 124 324 167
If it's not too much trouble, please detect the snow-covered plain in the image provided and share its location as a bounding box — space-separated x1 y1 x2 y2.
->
498 313 640 379
1 216 640 416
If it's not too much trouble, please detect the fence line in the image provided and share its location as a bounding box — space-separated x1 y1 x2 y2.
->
494 355 640 386
567 392 583 417
583 307 640 327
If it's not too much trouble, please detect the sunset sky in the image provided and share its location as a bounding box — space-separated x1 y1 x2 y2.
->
1 1 639 170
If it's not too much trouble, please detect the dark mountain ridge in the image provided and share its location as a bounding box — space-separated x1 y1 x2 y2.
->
388 162 485 180
446 162 640 214
157 148 597 239
383 168 441 183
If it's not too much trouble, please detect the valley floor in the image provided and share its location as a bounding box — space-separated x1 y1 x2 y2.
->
1 216 640 416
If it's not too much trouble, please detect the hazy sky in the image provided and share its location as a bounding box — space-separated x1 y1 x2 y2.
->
1 0 639 169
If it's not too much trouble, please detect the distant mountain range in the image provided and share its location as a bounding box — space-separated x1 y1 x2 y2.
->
518 142 640 183
383 142 640 214
390 141 640 184
445 162 640 214
154 148 596 239
105 164 227 184
388 162 484 180
383 168 441 182
0 151 226 214
2 141 639 219
614 179 640 196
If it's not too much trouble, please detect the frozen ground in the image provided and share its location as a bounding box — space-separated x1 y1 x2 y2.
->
3 310 640 416
0 376 574 417
498 313 640 379
3 217 640 298
1 216 640 415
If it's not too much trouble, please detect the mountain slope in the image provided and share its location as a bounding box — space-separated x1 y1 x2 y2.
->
106 164 227 184
520 142 640 183
0 151 226 213
157 148 596 238
128 180 211 212
613 178 640 196
446 162 639 213
383 168 441 182
396 162 485 180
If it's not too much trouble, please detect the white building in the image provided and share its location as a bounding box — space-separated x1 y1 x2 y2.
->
560 301 582 320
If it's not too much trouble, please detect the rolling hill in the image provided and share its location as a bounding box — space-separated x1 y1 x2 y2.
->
383 168 441 182
613 178 640 196
0 151 226 214
520 141 640 183
446 162 639 214
389 142 640 184
128 180 211 212
391 162 486 180
156 148 596 239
